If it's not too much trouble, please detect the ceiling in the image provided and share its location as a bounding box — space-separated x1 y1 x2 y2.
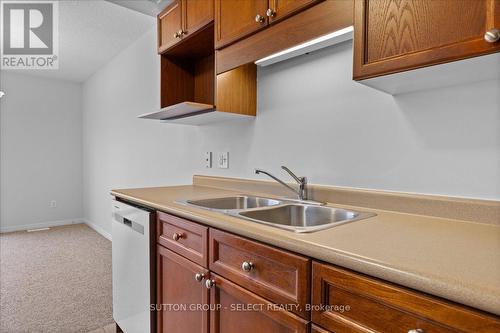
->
1 1 155 82
106 0 173 17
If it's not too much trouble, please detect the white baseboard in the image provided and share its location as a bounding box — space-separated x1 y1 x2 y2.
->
0 218 83 233
83 219 112 241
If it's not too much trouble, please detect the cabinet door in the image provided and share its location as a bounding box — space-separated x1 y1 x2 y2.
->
311 325 331 333
267 0 319 23
158 0 183 53
353 0 500 80
215 0 269 49
183 0 214 36
209 274 309 333
157 245 209 333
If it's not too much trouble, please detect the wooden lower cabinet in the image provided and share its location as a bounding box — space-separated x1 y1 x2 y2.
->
155 211 500 333
157 245 209 333
209 229 310 319
310 325 331 333
208 273 309 333
311 262 500 333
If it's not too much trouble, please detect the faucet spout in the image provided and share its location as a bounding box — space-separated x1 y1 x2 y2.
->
255 166 308 200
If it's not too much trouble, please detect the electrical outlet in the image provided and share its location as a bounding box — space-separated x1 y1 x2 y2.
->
50 200 57 208
205 151 212 168
218 152 229 169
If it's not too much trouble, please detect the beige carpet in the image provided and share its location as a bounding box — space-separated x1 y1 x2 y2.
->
0 224 113 333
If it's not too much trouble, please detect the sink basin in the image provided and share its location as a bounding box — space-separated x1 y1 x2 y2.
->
185 196 282 210
234 204 375 233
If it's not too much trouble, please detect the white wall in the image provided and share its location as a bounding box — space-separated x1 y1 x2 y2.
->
82 28 500 234
0 72 83 232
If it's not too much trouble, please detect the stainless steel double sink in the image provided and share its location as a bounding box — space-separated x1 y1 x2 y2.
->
178 195 375 233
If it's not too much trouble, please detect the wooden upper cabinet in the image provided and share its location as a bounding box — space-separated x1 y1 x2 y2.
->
158 0 182 53
215 0 269 49
353 0 500 80
267 0 319 23
158 0 214 54
183 0 214 36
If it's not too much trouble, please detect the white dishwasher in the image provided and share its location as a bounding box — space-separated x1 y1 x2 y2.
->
112 199 153 333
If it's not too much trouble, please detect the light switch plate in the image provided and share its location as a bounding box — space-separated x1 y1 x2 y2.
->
218 152 229 169
205 151 212 168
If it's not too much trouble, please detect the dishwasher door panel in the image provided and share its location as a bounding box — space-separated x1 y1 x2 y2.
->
112 200 151 333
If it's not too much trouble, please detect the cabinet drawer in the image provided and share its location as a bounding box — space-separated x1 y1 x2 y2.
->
209 229 310 319
312 262 500 333
157 212 208 267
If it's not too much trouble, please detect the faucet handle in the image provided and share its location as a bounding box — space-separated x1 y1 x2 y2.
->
281 166 304 184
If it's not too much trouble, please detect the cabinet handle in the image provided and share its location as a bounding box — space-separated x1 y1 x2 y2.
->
484 28 500 43
178 29 187 36
205 279 216 289
241 261 254 272
172 232 184 241
255 14 265 23
173 32 180 38
266 8 276 17
408 329 424 333
194 273 205 282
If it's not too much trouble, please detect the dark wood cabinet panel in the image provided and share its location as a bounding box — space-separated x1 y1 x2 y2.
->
311 262 500 333
183 0 214 36
158 0 214 54
354 0 500 80
158 0 182 53
157 212 208 267
216 0 353 73
215 0 269 48
152 210 500 333
209 274 309 333
157 246 209 333
267 0 319 23
209 229 310 319
216 63 257 116
310 325 332 333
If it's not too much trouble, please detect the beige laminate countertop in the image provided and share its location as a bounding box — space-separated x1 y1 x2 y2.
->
111 185 500 316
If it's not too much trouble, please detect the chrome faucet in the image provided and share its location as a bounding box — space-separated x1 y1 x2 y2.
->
255 166 308 201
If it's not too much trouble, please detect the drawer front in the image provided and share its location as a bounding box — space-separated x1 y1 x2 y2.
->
312 262 500 333
157 212 208 267
209 229 310 319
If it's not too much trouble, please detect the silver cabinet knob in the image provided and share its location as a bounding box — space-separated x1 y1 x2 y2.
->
255 14 265 23
205 279 216 289
172 232 184 241
173 32 180 38
194 273 205 282
408 329 424 333
241 261 254 272
266 8 276 17
484 28 500 43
